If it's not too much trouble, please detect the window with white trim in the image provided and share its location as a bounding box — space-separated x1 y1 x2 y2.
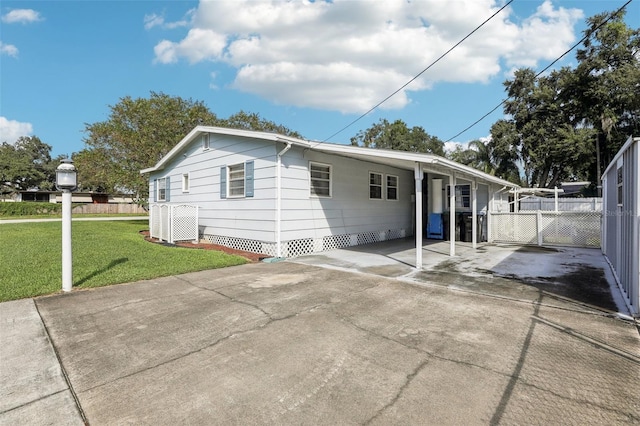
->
447 184 470 209
203 133 210 150
310 162 331 197
228 163 245 197
369 172 383 199
386 175 398 200
157 177 167 201
182 173 190 192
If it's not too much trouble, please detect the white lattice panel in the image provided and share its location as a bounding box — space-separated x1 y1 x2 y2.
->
171 204 198 242
541 212 601 247
322 234 353 250
285 238 315 257
357 232 380 245
491 213 538 244
202 234 276 256
387 229 405 240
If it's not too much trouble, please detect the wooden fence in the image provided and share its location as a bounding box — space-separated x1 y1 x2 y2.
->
71 204 147 214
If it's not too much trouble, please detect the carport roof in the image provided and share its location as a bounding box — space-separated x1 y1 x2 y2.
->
141 126 520 189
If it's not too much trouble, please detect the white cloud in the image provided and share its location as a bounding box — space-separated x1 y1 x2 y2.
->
152 0 583 113
0 117 33 144
144 9 194 30
1 9 43 24
0 42 19 57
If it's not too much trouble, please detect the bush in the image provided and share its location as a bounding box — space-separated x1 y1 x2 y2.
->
0 202 64 217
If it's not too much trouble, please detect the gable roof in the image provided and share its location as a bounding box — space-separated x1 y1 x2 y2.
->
141 126 520 189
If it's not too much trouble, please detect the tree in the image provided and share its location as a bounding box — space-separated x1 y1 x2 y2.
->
486 9 638 190
497 67 595 188
0 136 61 197
350 119 445 156
575 9 640 182
223 111 302 138
80 92 220 202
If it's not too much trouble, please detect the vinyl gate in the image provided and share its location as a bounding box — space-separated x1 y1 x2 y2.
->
490 211 601 248
149 203 199 244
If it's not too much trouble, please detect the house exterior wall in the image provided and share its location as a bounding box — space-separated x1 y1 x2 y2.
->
148 133 279 244
602 136 639 316
149 136 415 257
278 146 414 246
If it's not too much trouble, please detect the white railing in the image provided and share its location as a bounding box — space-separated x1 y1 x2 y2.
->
149 203 199 244
490 211 601 248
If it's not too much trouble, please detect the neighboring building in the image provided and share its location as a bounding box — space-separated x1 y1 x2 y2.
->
141 126 519 267
3 191 135 204
602 136 640 316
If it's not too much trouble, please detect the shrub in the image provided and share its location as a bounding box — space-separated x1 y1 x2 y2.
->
0 202 64 217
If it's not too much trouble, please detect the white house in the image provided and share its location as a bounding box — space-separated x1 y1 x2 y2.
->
141 126 519 267
602 136 640 316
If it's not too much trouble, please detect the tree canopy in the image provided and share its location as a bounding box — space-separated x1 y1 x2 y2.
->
350 118 445 156
0 136 62 198
488 9 638 189
77 92 301 202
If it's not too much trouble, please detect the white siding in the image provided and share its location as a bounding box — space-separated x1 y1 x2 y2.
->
278 146 414 241
602 136 639 315
149 134 278 242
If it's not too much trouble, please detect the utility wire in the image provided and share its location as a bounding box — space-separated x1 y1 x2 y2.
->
445 0 634 142
313 0 515 147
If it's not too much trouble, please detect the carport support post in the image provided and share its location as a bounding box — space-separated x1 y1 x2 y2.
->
449 173 456 257
472 180 477 249
414 162 423 269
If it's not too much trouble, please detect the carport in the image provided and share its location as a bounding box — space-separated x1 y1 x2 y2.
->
307 143 521 268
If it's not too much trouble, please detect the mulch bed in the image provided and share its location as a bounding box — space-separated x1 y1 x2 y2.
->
139 230 268 263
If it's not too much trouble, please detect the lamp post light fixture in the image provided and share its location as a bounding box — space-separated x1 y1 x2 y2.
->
55 159 77 292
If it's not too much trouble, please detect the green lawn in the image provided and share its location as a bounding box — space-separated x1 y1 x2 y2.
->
0 220 248 302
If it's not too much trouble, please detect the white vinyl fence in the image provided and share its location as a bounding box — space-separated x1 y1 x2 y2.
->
519 197 602 212
490 211 601 248
149 203 199 244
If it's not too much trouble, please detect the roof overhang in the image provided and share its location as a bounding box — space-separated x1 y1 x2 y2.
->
141 126 520 189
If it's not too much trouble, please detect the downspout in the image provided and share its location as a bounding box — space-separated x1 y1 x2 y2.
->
276 142 292 257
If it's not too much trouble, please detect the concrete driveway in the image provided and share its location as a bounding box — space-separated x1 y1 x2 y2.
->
2 254 639 425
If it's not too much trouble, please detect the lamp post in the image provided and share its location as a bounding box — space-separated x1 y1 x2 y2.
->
56 159 77 292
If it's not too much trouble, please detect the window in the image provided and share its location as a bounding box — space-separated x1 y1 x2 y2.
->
220 161 253 199
182 173 190 192
157 177 169 202
203 133 210 150
310 162 331 197
447 184 470 209
387 175 398 200
369 172 383 199
617 167 623 206
228 163 245 197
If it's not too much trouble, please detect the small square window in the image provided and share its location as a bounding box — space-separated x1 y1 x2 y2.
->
370 172 382 199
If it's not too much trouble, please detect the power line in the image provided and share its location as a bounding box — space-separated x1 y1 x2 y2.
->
445 0 634 142
313 0 515 147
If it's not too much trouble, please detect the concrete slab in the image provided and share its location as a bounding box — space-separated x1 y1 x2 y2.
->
0 299 83 425
32 261 639 424
293 239 632 316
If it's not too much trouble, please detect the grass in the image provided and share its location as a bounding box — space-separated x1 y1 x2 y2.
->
0 220 248 302
0 213 149 220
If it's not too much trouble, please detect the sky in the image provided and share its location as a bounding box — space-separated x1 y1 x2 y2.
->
1 0 637 158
